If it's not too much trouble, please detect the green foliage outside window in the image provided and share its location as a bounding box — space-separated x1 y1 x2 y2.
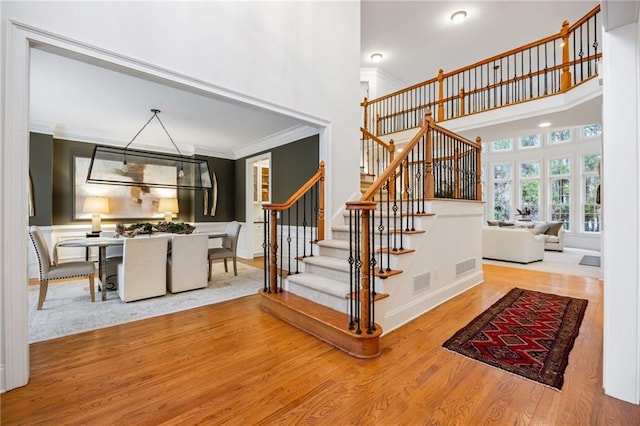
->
493 163 511 179
521 180 540 220
551 178 570 229
583 154 600 173
550 129 571 144
520 161 540 178
520 134 540 148
492 139 512 151
550 158 570 175
584 124 602 137
493 182 511 220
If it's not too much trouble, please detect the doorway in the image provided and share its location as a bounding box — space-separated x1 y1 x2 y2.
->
245 153 271 259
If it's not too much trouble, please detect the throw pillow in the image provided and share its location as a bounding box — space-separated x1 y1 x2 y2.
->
546 221 564 236
487 220 499 226
533 223 550 234
498 221 514 227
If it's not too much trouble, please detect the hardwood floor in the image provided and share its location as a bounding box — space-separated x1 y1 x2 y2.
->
5 264 639 424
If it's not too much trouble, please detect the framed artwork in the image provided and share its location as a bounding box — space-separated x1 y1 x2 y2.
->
74 156 177 220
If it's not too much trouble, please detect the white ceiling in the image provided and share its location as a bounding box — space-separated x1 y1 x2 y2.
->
29 1 602 158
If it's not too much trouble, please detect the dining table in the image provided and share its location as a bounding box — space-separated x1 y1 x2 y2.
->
55 237 124 301
55 231 229 301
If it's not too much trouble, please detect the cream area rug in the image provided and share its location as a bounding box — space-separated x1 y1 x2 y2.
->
482 247 602 279
28 262 264 343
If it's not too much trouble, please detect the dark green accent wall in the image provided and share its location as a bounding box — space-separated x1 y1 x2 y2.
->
30 133 317 226
235 134 319 221
29 133 53 226
34 136 234 225
194 155 236 222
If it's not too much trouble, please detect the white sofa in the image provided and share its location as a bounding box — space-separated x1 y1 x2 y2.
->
486 220 566 252
482 227 545 263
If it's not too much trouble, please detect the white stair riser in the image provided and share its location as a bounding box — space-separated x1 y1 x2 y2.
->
341 214 431 230
286 280 348 313
304 263 350 283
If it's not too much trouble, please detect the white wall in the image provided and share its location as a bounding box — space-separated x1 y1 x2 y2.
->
1 1 360 391
602 20 640 404
360 67 407 100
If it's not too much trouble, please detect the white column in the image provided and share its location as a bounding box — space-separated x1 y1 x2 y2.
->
602 22 640 404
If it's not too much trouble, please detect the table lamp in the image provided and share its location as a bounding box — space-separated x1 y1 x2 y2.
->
158 198 179 222
83 196 110 233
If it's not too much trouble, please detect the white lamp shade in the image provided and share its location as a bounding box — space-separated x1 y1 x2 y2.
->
82 196 109 233
82 196 110 214
158 198 179 213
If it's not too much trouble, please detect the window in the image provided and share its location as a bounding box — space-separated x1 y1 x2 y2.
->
520 161 540 220
492 138 512 152
549 158 570 229
549 129 571 144
493 163 512 220
583 124 602 137
583 154 601 232
519 134 540 149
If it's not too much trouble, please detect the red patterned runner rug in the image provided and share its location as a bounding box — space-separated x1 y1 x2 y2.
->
442 287 588 390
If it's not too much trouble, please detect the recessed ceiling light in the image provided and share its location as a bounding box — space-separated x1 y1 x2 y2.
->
450 10 467 23
370 53 383 63
539 122 551 128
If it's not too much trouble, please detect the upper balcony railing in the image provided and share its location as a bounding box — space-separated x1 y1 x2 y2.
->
362 5 602 136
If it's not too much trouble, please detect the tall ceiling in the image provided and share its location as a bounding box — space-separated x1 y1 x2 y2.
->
29 1 601 158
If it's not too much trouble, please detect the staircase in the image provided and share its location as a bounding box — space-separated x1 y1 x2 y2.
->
260 170 438 358
261 114 484 358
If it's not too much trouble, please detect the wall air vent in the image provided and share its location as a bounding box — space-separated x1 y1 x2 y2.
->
413 272 430 293
456 258 476 276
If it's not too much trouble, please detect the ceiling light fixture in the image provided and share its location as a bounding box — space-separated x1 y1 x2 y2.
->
87 109 213 190
370 53 383 63
450 10 467 23
538 122 551 128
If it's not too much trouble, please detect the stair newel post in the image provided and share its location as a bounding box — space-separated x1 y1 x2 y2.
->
318 161 325 242
560 20 572 91
360 206 373 335
424 112 435 199
459 87 465 117
475 137 482 201
437 69 445 121
362 97 369 133
269 209 278 293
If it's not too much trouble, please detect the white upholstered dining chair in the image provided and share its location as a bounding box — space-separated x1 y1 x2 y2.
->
167 233 209 293
29 226 96 310
208 221 241 281
117 236 169 302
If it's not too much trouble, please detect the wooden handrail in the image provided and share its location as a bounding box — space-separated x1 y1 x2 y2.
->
359 114 432 202
263 161 325 211
361 127 394 152
363 4 601 134
568 4 601 31
362 77 439 105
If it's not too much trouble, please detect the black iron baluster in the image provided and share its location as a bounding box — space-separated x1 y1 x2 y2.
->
348 209 355 330
287 209 292 277
263 208 269 293
295 199 300 274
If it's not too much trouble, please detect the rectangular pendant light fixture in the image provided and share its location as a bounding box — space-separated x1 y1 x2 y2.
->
86 109 212 190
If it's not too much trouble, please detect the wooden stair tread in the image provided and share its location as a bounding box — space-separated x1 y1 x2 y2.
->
374 269 403 278
376 247 415 255
388 229 426 234
346 291 390 301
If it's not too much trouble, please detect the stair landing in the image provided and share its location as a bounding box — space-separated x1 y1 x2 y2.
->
259 290 382 359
